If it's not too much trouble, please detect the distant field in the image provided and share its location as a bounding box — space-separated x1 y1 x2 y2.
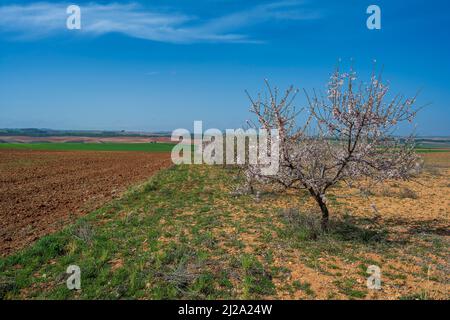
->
1 142 448 154
0 142 175 152
415 148 450 153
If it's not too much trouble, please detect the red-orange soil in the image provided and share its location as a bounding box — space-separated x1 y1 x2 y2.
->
0 149 172 256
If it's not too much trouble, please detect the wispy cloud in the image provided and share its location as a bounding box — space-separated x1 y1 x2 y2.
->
144 71 160 76
0 1 320 43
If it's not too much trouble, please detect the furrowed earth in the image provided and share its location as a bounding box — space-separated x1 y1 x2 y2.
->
0 149 172 256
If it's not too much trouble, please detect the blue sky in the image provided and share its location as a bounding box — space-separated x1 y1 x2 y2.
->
0 0 449 135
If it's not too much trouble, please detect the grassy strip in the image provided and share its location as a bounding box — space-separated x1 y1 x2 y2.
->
415 149 450 153
1 142 448 154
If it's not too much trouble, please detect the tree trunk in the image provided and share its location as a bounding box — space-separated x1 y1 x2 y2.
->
315 195 329 231
308 189 330 231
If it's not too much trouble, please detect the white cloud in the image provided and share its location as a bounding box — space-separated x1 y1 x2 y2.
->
144 71 159 76
0 1 320 43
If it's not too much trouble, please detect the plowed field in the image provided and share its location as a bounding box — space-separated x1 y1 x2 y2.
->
0 149 171 256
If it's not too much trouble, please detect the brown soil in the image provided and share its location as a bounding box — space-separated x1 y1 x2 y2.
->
275 153 450 299
0 149 172 256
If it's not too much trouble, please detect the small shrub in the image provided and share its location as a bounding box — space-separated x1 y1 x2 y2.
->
280 208 323 240
71 220 95 244
159 262 198 293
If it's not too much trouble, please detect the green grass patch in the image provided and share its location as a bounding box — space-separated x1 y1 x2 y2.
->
333 278 367 299
414 148 450 153
292 280 315 296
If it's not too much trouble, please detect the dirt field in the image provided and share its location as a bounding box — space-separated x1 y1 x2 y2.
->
0 149 172 256
262 152 450 299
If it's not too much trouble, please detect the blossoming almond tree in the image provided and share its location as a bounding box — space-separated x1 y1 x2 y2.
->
245 67 422 230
